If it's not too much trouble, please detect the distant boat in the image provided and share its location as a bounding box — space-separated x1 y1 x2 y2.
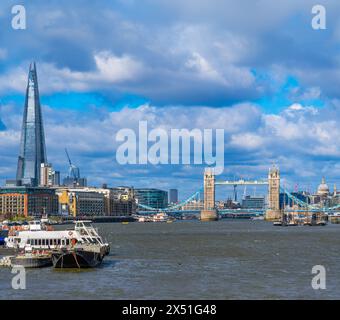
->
152 212 169 222
251 216 264 221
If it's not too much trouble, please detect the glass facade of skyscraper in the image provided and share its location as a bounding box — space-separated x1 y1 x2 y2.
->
134 188 168 209
16 63 47 186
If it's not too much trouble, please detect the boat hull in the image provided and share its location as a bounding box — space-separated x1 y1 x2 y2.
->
52 250 104 268
11 256 52 268
0 246 18 256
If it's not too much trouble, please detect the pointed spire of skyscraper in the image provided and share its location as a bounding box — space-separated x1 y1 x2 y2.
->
16 62 47 186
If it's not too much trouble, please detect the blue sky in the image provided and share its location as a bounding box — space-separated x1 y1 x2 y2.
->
0 0 339 199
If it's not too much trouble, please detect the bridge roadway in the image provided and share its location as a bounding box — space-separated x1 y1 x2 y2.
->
215 180 268 186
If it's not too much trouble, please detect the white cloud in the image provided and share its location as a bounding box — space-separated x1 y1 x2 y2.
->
0 51 145 94
230 133 264 150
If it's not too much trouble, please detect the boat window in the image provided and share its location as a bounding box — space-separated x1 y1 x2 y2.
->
57 239 61 245
81 238 87 243
66 239 70 246
53 239 57 245
97 238 102 244
92 238 98 244
38 239 41 245
27 239 30 245
42 239 46 246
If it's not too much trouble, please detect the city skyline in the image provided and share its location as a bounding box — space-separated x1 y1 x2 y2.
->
0 1 339 198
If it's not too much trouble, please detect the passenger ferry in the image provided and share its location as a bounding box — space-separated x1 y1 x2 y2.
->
5 220 110 255
152 212 170 222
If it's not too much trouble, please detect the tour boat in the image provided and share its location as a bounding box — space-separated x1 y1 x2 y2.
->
5 220 110 256
152 212 169 222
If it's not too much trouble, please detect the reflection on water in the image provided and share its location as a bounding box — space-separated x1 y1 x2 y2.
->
1 220 340 300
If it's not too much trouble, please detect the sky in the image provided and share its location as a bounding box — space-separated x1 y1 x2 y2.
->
0 0 340 200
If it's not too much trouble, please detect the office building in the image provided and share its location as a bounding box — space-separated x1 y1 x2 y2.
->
0 187 59 217
56 186 136 217
242 196 265 209
169 189 178 204
16 63 47 187
134 188 168 210
40 163 60 187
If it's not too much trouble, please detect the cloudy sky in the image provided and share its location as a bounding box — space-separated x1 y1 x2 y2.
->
0 0 339 199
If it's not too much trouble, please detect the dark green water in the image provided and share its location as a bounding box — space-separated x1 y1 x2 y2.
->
1 220 340 299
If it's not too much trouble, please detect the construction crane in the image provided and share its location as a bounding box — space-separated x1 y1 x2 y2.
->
65 148 80 180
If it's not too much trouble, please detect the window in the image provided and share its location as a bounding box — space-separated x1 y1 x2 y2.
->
38 239 41 245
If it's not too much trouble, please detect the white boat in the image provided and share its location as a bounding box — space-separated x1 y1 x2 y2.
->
5 220 110 255
28 220 41 231
251 216 264 221
152 212 169 222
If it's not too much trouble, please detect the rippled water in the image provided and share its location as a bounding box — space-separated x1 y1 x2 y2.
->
1 220 340 300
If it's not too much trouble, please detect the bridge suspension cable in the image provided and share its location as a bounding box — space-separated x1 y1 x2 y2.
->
280 187 340 211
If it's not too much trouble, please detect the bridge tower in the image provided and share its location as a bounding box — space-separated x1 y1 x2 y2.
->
265 165 281 221
200 168 218 221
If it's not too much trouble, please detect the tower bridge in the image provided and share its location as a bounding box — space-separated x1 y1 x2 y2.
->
136 165 339 221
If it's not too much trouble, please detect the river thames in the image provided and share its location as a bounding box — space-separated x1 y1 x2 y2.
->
1 220 340 300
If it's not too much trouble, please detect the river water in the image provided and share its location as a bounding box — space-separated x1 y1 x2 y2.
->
1 220 340 300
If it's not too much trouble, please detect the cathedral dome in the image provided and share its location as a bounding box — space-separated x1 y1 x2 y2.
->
317 177 329 196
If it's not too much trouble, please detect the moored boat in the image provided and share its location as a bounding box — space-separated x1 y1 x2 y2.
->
5 220 110 255
10 253 52 268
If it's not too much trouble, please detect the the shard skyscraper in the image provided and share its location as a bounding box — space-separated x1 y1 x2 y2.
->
16 62 47 186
